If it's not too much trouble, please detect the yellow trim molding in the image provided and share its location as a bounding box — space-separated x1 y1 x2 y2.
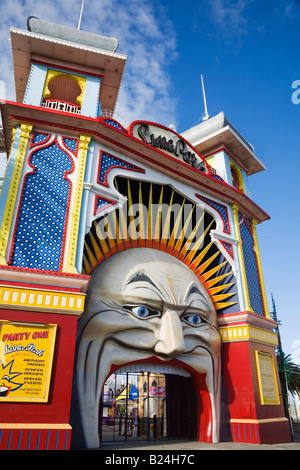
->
231 204 252 312
219 324 278 346
251 218 271 318
230 417 288 424
0 123 33 265
63 134 91 274
0 127 16 199
0 285 85 314
0 423 72 429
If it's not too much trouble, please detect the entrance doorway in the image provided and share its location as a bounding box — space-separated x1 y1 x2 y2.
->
100 366 197 443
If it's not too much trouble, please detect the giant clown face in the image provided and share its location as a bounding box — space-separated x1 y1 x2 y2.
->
75 247 221 448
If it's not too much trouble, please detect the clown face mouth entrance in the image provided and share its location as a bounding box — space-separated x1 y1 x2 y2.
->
100 364 197 443
75 247 223 448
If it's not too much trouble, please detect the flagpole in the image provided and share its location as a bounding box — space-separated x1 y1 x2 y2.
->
201 74 210 121
77 0 85 30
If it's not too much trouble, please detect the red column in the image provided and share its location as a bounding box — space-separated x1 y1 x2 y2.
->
219 311 292 444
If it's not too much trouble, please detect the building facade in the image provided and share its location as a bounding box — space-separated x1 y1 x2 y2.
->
0 17 291 449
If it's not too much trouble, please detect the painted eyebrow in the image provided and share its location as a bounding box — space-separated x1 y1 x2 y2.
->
126 271 158 289
185 284 210 307
124 271 170 303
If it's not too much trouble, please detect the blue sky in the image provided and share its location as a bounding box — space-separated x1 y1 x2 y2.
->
1 0 300 362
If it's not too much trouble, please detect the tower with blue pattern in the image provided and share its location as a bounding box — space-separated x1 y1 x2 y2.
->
0 17 127 450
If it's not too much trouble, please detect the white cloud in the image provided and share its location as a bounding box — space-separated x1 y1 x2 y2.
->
0 0 178 127
86 0 178 125
201 0 298 43
205 0 254 40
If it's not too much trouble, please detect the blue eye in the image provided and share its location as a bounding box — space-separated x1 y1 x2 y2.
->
133 306 149 317
124 305 160 319
183 314 203 326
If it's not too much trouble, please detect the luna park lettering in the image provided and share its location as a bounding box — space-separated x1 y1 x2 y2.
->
4 343 44 357
137 123 206 171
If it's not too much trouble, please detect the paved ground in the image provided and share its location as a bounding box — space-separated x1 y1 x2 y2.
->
98 428 300 451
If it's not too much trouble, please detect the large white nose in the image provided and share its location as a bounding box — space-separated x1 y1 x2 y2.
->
154 309 185 356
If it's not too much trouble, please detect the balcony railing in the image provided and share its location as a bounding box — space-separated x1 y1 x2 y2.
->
41 99 81 115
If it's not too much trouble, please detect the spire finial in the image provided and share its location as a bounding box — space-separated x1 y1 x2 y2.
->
201 74 210 121
77 0 85 30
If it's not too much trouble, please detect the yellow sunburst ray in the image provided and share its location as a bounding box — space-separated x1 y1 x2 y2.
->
183 216 212 265
88 230 105 263
197 251 220 275
166 198 185 254
82 252 92 275
173 205 195 258
153 186 164 249
160 190 175 250
138 180 146 246
110 210 125 252
187 240 213 271
145 183 153 248
114 178 120 192
94 219 112 258
198 260 228 282
208 282 235 295
211 292 236 303
214 301 237 310
105 214 118 255
127 179 138 244
118 202 131 249
177 207 197 261
203 271 233 289
84 240 99 271
179 211 205 261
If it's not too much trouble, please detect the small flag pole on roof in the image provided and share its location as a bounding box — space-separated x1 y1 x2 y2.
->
77 0 85 30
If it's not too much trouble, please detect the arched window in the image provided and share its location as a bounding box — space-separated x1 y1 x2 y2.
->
48 75 82 105
231 167 240 189
230 163 244 192
42 70 86 114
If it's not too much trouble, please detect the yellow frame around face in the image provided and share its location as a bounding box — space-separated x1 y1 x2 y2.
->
0 320 57 403
255 350 280 405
